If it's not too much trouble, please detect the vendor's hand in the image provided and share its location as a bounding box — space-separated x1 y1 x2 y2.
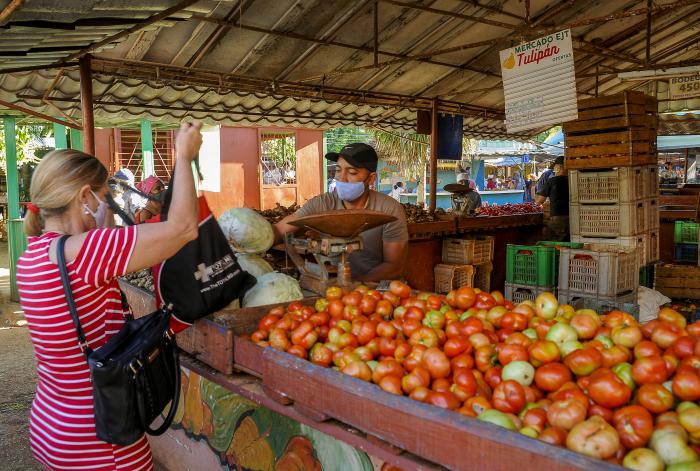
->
175 121 203 162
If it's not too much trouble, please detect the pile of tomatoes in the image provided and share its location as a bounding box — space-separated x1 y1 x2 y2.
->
250 281 700 470
476 202 542 217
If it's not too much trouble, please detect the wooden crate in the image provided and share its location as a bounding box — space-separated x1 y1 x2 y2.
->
262 348 619 471
655 264 700 299
564 128 657 170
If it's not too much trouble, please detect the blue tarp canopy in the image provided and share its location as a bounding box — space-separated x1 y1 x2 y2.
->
658 135 700 150
487 156 527 166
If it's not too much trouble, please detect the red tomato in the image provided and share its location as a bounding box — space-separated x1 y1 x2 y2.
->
564 347 604 377
613 405 653 449
535 362 572 392
497 343 529 365
475 292 496 310
523 407 548 433
454 287 477 310
588 404 614 423
631 356 668 385
634 340 662 359
389 280 411 299
501 312 528 331
421 347 451 379
673 336 696 359
587 371 632 408
600 345 631 368
426 390 460 410
538 427 568 447
528 340 560 366
443 336 471 358
485 366 503 389
672 369 700 401
547 399 587 430
492 379 526 414
637 383 674 414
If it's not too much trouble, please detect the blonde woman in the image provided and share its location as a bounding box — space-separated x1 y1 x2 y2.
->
17 122 202 471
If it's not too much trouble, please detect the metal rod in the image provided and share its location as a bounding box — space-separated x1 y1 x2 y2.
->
379 0 518 29
595 66 599 97
374 0 379 66
457 0 524 21
0 62 79 74
193 14 486 74
646 0 652 65
0 98 81 129
0 0 23 25
79 56 95 155
59 0 199 64
429 98 438 214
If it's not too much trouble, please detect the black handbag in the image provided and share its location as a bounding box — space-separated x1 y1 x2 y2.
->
56 235 181 446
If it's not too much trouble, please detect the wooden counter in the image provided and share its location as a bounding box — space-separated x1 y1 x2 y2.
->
405 213 544 292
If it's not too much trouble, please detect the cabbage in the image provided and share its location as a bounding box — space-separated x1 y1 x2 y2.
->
242 272 303 308
218 208 274 254
235 253 273 278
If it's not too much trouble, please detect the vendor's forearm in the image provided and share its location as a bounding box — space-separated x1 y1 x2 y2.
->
355 262 404 283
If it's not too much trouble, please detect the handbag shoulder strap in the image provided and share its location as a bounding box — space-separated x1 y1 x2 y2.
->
56 235 93 357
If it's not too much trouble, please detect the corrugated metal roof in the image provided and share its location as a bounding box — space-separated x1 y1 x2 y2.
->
0 0 698 137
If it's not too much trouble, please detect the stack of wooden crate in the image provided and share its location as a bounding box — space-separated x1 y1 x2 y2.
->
561 90 660 313
435 236 494 293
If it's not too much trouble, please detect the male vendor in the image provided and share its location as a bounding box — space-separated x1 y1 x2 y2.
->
273 143 408 282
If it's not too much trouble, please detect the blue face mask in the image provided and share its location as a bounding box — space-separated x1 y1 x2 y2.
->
335 180 366 202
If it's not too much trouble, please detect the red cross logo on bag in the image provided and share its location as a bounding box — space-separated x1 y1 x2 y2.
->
194 263 214 283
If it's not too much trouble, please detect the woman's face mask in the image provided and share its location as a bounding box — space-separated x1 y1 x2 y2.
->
84 190 109 227
335 180 366 202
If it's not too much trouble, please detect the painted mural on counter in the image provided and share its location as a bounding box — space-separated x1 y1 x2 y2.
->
168 367 377 471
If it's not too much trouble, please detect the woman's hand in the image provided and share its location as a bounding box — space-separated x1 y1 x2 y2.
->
175 121 203 162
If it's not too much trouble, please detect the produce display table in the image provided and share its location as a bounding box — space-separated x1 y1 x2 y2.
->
405 213 543 292
120 285 619 471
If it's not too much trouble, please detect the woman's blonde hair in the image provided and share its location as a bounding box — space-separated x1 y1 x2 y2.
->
24 149 108 237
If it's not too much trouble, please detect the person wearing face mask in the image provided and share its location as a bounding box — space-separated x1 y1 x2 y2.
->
16 122 202 471
273 142 408 282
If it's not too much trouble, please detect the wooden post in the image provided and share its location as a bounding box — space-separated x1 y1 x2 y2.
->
53 123 67 149
79 55 95 155
429 98 438 213
3 116 25 301
141 118 155 177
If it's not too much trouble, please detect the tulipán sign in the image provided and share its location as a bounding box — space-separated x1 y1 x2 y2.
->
499 29 579 134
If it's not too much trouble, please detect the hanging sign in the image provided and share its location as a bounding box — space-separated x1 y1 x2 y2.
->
500 29 578 133
669 74 700 100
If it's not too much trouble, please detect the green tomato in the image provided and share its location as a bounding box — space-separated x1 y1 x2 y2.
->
478 409 516 431
612 362 636 390
558 340 583 357
522 328 538 341
595 334 614 349
502 361 535 387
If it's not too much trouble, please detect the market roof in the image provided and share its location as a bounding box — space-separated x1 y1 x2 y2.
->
0 0 699 138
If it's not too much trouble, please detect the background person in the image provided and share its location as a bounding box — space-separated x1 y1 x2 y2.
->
274 143 408 282
535 156 569 241
133 175 165 224
17 122 202 471
390 181 404 201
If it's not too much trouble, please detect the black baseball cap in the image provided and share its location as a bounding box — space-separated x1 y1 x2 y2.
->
325 143 378 172
554 156 565 165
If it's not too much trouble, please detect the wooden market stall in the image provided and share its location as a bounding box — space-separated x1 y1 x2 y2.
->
119 280 617 471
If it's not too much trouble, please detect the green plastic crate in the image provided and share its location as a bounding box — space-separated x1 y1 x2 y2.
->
506 242 584 287
674 221 699 245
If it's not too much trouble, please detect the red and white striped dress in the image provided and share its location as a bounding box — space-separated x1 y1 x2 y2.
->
17 227 154 471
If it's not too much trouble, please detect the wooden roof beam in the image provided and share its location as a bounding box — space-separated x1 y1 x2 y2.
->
0 98 81 129
0 0 24 25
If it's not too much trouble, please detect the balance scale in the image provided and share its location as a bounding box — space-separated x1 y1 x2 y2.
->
284 209 397 295
444 183 474 217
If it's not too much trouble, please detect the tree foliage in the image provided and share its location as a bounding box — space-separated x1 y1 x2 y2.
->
0 123 52 175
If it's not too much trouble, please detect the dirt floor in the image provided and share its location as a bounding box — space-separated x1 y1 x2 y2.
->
0 242 167 471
